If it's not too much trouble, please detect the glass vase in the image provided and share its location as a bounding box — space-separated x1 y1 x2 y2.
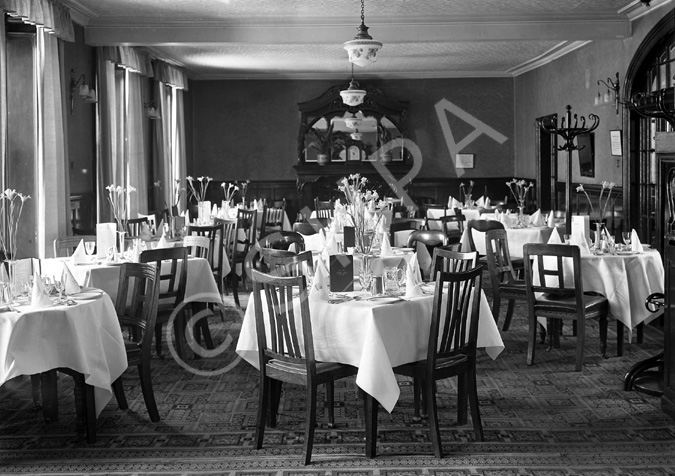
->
117 231 126 261
1 260 17 308
464 194 473 209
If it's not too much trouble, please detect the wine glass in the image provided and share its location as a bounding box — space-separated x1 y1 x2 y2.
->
53 279 65 303
359 264 372 297
622 231 632 250
84 241 96 261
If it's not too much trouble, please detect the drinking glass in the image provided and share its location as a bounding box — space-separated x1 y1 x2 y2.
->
359 264 372 296
563 234 571 245
622 232 632 248
53 279 65 303
84 241 96 260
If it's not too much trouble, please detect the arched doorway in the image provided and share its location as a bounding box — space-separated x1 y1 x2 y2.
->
624 9 675 251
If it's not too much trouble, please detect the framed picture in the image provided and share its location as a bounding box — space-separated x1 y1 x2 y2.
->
455 153 474 169
610 130 622 156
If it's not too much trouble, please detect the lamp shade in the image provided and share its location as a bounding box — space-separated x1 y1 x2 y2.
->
340 79 366 107
343 38 382 67
344 116 362 129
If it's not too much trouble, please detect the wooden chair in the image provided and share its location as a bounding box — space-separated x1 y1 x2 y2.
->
392 266 485 458
424 204 447 231
251 269 359 465
260 198 286 238
314 198 334 220
111 262 161 422
465 219 526 272
406 230 449 281
53 235 96 258
485 229 528 331
226 209 257 307
389 218 423 248
439 214 466 244
183 235 210 259
523 243 611 372
431 247 478 277
259 230 305 252
187 223 224 294
137 213 157 232
126 217 149 238
140 247 191 358
260 249 313 277
293 221 319 235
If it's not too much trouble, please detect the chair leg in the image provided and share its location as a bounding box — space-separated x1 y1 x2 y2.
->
255 375 269 450
303 385 318 465
112 378 128 410
412 377 422 419
616 319 624 357
599 315 608 358
232 274 241 308
468 368 484 442
576 317 586 372
138 363 160 422
269 380 282 428
456 373 468 426
425 377 443 458
154 324 164 358
325 381 335 427
502 299 516 331
30 374 42 411
491 295 501 326
527 314 537 366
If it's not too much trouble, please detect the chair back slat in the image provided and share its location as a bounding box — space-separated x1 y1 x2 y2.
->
115 262 160 354
431 248 477 279
252 269 315 372
140 246 188 310
126 217 149 238
524 243 584 301
261 249 313 277
466 219 504 253
187 223 224 288
183 235 210 259
429 266 483 368
485 229 518 285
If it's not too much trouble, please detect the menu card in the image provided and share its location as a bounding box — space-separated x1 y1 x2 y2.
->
329 254 354 292
343 226 355 249
96 223 117 259
571 215 590 244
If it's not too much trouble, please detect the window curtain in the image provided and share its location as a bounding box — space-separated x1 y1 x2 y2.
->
152 59 187 216
36 26 67 257
97 46 151 224
0 0 74 41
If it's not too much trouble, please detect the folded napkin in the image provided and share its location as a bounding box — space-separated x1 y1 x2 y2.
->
309 259 330 301
499 213 512 229
70 239 88 265
484 197 491 208
330 217 340 234
475 196 485 207
211 203 218 218
380 233 393 257
547 228 563 244
31 272 53 309
547 211 555 228
529 209 544 227
451 197 462 210
140 223 153 241
631 229 644 252
155 233 169 249
570 232 592 255
405 252 424 298
61 263 81 295
321 233 339 264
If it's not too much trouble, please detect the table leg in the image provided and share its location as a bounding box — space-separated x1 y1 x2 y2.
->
363 391 378 458
40 371 58 423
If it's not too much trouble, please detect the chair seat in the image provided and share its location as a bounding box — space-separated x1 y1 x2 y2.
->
394 354 468 377
535 293 608 317
267 359 357 382
499 281 527 296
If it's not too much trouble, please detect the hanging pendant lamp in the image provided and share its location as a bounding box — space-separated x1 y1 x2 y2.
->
340 64 366 106
343 0 382 67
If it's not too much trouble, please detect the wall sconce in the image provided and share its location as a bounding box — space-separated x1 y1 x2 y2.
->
144 101 160 120
69 69 97 115
595 72 623 115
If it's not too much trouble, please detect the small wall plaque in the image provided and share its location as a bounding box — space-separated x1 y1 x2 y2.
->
456 153 474 168
610 130 622 156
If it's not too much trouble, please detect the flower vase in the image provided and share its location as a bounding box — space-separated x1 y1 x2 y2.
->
1 260 18 307
197 200 211 225
464 194 473 209
593 222 604 250
117 231 126 261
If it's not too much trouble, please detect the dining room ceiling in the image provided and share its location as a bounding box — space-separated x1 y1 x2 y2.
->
62 0 671 80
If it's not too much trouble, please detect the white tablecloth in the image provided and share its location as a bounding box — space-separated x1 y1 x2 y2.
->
0 293 127 416
41 257 223 305
236 288 503 413
460 226 554 259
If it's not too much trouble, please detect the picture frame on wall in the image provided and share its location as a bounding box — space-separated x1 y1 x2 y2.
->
610 130 623 156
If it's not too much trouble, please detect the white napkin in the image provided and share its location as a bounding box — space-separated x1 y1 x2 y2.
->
530 209 543 226
499 213 512 229
212 203 218 218
155 220 165 237
547 211 555 228
631 229 644 252
485 197 491 208
547 228 563 244
309 259 330 301
570 232 592 255
451 197 462 210
447 196 455 208
156 233 169 249
140 223 153 241
321 233 338 264
30 272 53 309
476 196 485 207
70 239 88 265
380 233 393 257
405 253 424 298
330 218 340 234
61 263 81 295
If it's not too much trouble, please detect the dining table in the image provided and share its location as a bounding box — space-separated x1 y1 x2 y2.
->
460 224 556 259
236 283 504 414
0 290 127 419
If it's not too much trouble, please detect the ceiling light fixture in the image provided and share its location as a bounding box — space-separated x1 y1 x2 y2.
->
343 0 382 67
340 64 366 107
344 113 362 129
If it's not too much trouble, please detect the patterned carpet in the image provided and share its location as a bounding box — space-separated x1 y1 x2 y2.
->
1 289 675 475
